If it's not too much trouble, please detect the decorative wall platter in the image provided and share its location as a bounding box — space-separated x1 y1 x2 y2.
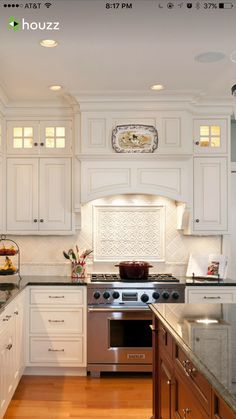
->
112 125 158 153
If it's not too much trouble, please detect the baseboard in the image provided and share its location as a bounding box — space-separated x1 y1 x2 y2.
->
23 367 87 376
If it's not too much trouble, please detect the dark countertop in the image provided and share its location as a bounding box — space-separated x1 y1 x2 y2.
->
0 275 87 314
183 276 236 286
150 303 236 414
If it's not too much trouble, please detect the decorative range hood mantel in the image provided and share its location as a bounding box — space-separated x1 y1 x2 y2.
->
77 157 192 205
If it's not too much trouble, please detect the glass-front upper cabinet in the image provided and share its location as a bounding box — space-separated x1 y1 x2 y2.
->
193 119 227 154
7 120 72 155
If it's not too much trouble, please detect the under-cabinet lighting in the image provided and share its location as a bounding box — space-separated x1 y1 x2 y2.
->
196 319 219 325
40 39 58 48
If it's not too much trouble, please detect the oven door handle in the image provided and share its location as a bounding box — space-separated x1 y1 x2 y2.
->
88 307 150 313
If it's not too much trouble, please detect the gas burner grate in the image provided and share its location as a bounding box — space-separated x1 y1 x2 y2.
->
91 273 179 283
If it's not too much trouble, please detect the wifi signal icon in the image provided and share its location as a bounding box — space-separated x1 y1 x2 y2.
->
45 2 52 8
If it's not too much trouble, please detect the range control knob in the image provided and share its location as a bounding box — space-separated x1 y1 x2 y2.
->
103 291 110 300
141 293 149 303
172 291 180 300
93 291 100 300
112 291 120 299
152 292 160 300
162 291 170 300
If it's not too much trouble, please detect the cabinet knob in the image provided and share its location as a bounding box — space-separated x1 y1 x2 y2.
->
34 142 38 146
195 141 199 145
195 219 200 223
166 380 171 385
40 142 44 146
6 343 13 350
33 219 38 223
14 311 19 315
40 219 44 223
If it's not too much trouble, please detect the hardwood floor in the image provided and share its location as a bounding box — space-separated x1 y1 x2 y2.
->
5 374 152 419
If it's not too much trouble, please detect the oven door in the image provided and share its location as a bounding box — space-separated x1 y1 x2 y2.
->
87 307 152 365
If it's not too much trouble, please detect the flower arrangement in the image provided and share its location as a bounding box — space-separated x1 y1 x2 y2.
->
63 246 93 280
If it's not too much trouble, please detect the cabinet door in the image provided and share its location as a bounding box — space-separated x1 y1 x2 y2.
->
193 157 227 231
0 317 15 418
39 121 72 155
39 158 71 231
159 356 172 419
7 121 39 155
193 119 227 154
7 158 39 231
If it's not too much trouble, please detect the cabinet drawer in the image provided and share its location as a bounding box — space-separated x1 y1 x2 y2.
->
158 322 172 359
30 337 84 364
187 291 234 303
30 288 84 305
30 308 83 334
174 369 209 419
174 344 211 414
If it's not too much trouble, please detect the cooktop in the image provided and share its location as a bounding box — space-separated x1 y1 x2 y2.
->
90 273 180 283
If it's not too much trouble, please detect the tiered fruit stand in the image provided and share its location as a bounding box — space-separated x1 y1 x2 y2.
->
0 234 22 283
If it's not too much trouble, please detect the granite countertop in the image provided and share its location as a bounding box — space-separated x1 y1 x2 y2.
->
150 303 236 414
183 276 236 286
0 275 87 314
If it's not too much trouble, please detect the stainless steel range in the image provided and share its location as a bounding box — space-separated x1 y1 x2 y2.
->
87 274 185 376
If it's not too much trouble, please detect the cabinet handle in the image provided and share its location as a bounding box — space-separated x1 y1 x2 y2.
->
195 141 199 145
48 295 65 299
33 219 38 223
195 219 200 223
188 367 197 377
203 296 221 299
40 142 44 146
48 319 65 323
182 360 190 367
34 142 38 146
48 348 64 352
183 408 191 418
14 311 19 315
40 219 44 223
6 343 13 350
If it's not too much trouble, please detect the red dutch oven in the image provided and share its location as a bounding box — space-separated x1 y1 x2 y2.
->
115 261 153 280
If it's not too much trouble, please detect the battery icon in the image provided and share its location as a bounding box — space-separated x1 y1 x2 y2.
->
219 3 234 8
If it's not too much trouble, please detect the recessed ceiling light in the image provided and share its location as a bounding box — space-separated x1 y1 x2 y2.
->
40 39 58 48
49 85 62 91
194 52 225 63
150 84 164 91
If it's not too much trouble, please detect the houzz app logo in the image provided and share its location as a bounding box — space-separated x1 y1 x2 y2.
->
8 17 20 32
8 17 60 32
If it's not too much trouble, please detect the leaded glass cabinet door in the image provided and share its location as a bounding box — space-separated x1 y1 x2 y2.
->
193 119 227 154
7 121 39 155
39 121 72 155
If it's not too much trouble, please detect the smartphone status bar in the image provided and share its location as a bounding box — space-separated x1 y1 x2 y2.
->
158 2 234 9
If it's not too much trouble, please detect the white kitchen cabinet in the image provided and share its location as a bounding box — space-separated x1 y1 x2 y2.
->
193 119 228 154
7 157 72 234
193 157 228 232
0 291 25 419
7 120 72 155
80 110 192 154
26 286 87 369
185 286 236 303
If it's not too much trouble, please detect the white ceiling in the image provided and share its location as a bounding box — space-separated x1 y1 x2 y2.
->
0 0 236 103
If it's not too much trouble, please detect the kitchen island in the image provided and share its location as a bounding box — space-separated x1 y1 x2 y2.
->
150 303 236 418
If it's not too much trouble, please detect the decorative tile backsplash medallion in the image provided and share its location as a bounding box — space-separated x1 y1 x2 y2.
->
93 205 165 261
